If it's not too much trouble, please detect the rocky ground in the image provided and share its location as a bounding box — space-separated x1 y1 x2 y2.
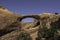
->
0 6 60 40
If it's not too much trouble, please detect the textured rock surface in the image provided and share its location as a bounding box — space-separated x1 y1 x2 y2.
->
0 6 60 40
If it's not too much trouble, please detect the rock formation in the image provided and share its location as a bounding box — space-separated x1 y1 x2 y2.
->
0 6 60 40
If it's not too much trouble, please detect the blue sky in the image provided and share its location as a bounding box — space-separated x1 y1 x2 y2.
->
0 0 60 15
0 0 60 22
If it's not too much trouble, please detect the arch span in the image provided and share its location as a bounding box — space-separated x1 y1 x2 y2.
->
17 15 40 29
18 15 40 21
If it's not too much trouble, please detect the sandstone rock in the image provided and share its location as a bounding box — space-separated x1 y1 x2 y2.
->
0 6 60 40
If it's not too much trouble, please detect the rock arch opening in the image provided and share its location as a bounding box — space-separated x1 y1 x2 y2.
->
17 15 40 28
21 18 34 22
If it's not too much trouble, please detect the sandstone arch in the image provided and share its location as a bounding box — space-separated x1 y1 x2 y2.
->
17 15 41 40
17 15 40 30
18 15 40 21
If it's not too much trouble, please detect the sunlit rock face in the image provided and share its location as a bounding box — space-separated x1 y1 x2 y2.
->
0 6 11 14
0 6 60 40
38 13 60 29
37 13 60 40
0 6 21 29
0 6 22 38
0 6 8 10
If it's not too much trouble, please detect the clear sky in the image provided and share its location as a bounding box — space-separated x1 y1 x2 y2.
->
0 0 60 15
0 0 60 22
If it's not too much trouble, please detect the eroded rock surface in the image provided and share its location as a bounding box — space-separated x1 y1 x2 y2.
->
0 6 60 40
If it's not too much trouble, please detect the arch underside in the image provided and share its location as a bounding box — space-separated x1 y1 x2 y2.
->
19 15 40 28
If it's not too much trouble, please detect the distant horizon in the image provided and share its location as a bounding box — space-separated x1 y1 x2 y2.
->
1 5 59 15
0 5 58 15
0 0 60 22
0 0 60 15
